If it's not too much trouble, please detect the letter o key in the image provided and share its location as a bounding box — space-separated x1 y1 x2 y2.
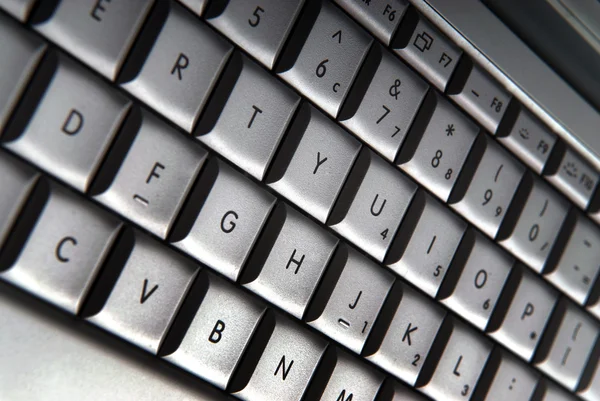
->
221 210 239 233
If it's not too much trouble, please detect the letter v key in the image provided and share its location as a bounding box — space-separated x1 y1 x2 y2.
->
140 278 159 304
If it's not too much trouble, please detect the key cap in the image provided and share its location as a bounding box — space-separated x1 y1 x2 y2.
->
122 2 232 133
267 104 361 223
278 1 372 117
386 191 467 298
364 283 446 386
232 313 327 401
207 0 304 69
439 230 513 330
177 0 208 16
198 55 300 180
243 203 338 319
479 350 539 401
534 299 599 391
0 13 45 131
392 10 462 91
541 381 579 401
307 246 395 354
0 0 37 21
171 159 275 282
164 272 266 390
545 145 599 210
449 135 525 239
0 152 38 249
578 352 600 401
6 52 131 192
94 108 208 239
35 0 153 80
497 108 556 174
545 213 600 305
335 0 408 45
329 149 417 262
448 61 512 134
417 320 492 401
497 176 570 273
87 230 199 354
387 382 429 401
488 267 558 361
1 181 121 314
397 92 479 202
339 48 428 163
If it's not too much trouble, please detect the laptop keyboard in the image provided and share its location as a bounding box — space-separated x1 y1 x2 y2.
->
1 0 600 400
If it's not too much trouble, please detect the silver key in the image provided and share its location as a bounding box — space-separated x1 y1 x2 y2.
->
545 147 599 210
329 150 417 262
418 320 492 401
498 178 569 273
0 0 37 21
365 283 446 386
450 135 525 239
387 192 467 298
335 0 408 45
440 231 513 330
578 355 600 401
207 0 304 69
177 0 208 16
535 300 599 391
244 203 338 319
233 314 327 401
199 55 300 180
308 247 395 354
543 381 579 401
317 350 384 401
95 109 208 239
278 1 372 117
88 230 199 354
398 92 479 202
546 214 600 305
0 152 38 248
390 382 429 401
164 272 266 390
340 49 428 163
2 181 121 314
122 2 232 133
7 53 131 192
497 108 556 174
0 13 45 131
35 0 153 80
448 63 512 134
488 268 558 361
268 105 361 223
171 159 275 282
482 351 540 401
394 15 462 91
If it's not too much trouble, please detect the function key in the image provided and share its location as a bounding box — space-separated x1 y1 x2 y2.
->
335 0 408 45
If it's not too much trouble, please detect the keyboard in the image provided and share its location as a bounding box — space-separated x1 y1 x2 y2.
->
1 0 600 400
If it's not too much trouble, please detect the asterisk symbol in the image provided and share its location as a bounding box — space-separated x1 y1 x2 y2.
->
445 124 455 136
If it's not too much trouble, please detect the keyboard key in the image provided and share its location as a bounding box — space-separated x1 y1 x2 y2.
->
335 0 408 45
365 283 445 386
0 0 37 21
398 92 479 202
87 230 199 354
450 135 525 239
498 176 569 273
198 55 300 180
542 381 579 401
164 272 266 390
243 203 338 319
339 48 428 163
0 13 45 131
278 1 372 117
122 2 232 133
308 246 394 354
267 105 361 223
94 109 208 239
418 320 492 401
488 267 558 361
207 0 304 69
171 159 275 282
578 354 600 401
497 108 557 174
387 382 429 401
387 191 467 298
480 350 539 401
2 181 121 314
35 0 153 80
6 52 131 192
329 149 417 262
232 313 327 401
177 0 208 16
440 230 513 330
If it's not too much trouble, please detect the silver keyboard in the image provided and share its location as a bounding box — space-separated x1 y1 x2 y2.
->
1 0 600 400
